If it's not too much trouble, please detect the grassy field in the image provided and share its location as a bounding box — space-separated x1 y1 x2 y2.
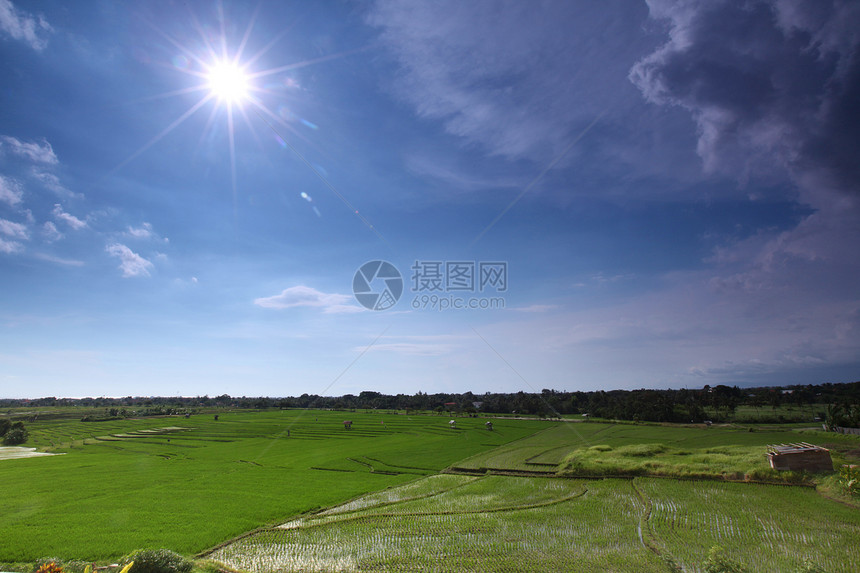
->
3 411 860 571
0 410 549 561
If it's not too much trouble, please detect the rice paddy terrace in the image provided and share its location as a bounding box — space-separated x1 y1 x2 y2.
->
204 420 860 572
2 410 860 571
0 410 545 561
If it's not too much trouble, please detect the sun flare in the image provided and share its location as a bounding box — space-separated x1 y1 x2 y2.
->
206 60 251 104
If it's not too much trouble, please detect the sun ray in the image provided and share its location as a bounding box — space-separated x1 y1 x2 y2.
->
111 94 214 174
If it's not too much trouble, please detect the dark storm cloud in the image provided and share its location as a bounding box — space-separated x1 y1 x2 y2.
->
624 0 860 384
630 0 860 192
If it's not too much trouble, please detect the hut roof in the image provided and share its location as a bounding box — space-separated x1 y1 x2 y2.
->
766 442 829 455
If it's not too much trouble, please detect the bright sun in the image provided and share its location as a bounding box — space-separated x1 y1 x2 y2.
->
206 60 251 104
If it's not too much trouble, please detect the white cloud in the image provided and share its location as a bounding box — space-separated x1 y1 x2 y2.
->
105 243 154 278
254 285 363 314
0 135 57 164
0 0 52 51
0 217 28 240
126 222 153 239
0 175 23 206
52 204 87 230
0 237 22 253
41 221 62 242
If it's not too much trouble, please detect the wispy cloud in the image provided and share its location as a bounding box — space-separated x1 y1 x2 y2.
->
0 0 52 51
0 237 23 254
0 135 57 164
368 1 641 163
357 334 468 356
124 222 167 243
510 304 558 313
105 243 153 277
125 222 153 239
404 153 522 193
41 221 62 242
0 175 23 206
52 204 87 230
254 286 363 314
32 170 81 199
0 217 28 240
33 252 84 267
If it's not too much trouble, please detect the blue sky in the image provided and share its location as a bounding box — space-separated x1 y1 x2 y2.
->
1 0 858 399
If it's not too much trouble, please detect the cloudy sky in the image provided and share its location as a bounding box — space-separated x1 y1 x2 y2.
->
1 0 858 399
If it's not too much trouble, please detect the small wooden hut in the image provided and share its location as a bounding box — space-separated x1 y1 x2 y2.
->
766 442 832 473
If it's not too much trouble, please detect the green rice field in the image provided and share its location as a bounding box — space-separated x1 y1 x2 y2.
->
2 411 859 571
209 474 860 572
0 410 547 561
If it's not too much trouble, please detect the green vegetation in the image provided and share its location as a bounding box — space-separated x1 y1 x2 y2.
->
453 420 860 483
121 549 191 573
209 474 860 572
1 420 29 445
0 409 548 561
210 477 660 572
3 407 860 571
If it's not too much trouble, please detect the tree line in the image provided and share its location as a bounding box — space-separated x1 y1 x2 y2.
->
2 381 859 425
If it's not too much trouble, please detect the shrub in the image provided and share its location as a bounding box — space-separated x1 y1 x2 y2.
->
2 422 28 445
703 545 747 573
838 464 858 497
121 549 192 573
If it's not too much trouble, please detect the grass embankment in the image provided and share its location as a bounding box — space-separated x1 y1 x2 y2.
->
452 420 860 484
0 409 550 561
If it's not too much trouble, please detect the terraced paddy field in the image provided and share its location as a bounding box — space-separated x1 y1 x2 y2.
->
208 474 860 572
0 410 548 561
3 412 859 571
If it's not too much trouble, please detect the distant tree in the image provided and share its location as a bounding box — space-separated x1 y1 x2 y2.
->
2 422 28 445
0 419 10 437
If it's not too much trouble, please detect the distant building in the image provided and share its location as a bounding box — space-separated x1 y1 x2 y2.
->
767 443 832 473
